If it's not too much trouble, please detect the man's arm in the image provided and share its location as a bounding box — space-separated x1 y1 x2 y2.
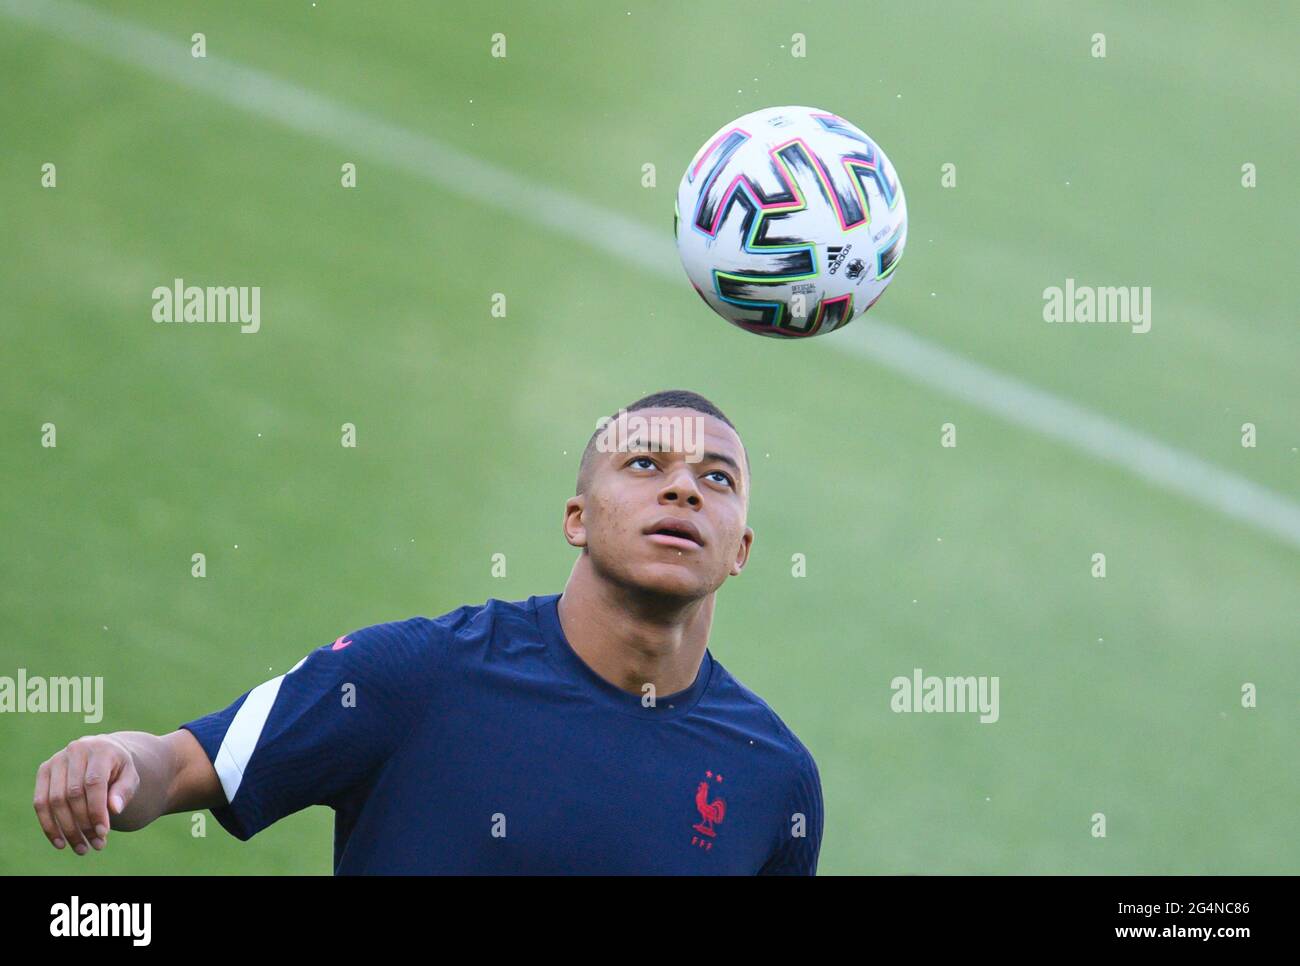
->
35 618 440 854
32 729 224 855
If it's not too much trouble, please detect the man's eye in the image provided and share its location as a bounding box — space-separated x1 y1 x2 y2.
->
706 471 734 487
629 457 656 470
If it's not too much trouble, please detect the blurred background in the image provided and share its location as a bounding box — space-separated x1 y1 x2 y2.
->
1 0 1296 874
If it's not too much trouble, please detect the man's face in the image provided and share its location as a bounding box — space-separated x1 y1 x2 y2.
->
565 408 753 600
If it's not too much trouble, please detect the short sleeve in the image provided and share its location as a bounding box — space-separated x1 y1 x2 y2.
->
758 749 824 875
180 618 440 841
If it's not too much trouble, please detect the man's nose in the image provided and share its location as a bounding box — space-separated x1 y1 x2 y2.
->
658 465 702 508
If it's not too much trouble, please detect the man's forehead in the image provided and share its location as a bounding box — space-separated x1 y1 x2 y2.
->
615 407 744 456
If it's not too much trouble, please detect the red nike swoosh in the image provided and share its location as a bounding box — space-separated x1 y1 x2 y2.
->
331 636 352 650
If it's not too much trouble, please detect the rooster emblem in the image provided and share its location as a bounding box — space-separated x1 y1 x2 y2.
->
691 771 726 843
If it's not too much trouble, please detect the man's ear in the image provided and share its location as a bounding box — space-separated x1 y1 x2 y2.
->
563 496 588 548
729 526 754 576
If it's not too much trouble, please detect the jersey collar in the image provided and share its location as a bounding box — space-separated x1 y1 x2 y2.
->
531 593 714 720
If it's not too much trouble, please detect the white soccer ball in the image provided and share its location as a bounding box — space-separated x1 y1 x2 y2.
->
674 105 907 338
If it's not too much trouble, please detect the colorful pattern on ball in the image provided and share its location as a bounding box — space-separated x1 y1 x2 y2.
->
675 106 908 339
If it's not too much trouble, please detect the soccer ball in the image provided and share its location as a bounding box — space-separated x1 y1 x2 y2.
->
674 105 907 338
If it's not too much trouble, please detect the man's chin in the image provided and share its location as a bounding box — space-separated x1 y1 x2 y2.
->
618 560 717 603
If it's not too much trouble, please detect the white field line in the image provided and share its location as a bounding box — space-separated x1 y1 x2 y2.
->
5 0 1298 551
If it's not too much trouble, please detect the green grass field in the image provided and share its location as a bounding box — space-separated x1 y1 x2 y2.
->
1 0 1296 875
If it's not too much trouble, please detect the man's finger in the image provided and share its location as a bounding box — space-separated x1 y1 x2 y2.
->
48 754 88 855
107 759 139 819
32 760 65 849
63 744 97 853
83 748 113 849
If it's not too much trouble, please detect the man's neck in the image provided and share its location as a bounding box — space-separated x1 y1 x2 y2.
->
556 555 714 698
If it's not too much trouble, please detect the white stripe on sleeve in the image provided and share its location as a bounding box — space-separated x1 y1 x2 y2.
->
213 654 309 804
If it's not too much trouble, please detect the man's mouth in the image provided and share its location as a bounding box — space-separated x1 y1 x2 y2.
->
644 517 704 548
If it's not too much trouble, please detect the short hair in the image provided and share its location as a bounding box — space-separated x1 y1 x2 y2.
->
575 390 749 495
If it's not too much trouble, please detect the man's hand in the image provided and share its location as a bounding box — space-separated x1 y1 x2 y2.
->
33 734 137 854
33 729 223 855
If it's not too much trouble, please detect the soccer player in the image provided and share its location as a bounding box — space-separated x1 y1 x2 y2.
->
32 390 823 874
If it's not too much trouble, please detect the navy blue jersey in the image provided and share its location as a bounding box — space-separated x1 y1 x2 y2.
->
180 594 822 874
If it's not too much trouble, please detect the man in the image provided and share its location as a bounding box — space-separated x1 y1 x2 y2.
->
32 390 823 874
